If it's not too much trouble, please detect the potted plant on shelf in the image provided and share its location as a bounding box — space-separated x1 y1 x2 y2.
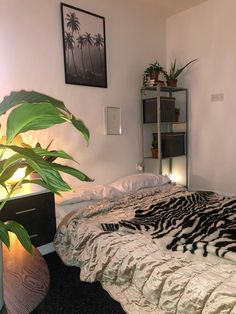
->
151 133 158 158
163 58 197 87
0 90 92 311
143 61 163 87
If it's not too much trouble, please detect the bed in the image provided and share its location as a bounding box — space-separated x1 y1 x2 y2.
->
54 174 236 314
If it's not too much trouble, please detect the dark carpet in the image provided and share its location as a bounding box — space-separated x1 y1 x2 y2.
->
34 252 126 314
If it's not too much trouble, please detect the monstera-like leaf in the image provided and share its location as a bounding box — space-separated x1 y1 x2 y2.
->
0 90 92 253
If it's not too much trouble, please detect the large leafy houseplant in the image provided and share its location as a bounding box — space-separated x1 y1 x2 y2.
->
0 90 92 254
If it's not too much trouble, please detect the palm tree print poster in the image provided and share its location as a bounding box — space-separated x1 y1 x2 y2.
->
61 3 107 88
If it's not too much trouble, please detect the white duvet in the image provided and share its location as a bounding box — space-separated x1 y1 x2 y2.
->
54 184 236 314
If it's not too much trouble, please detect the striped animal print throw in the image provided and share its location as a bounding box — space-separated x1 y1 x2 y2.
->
102 191 236 260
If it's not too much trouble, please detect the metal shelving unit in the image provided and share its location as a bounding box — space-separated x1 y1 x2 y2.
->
141 85 188 186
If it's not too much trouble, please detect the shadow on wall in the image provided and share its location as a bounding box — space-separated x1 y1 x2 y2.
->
188 174 215 192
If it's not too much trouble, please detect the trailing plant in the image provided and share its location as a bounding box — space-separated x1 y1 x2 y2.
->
143 61 163 87
144 61 163 76
0 90 92 253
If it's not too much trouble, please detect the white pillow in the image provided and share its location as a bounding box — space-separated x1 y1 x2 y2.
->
109 173 170 194
56 185 122 205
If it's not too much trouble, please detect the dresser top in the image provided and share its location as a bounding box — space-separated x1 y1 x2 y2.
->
0 184 49 201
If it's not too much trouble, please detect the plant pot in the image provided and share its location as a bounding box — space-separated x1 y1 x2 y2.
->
175 108 180 122
166 79 178 87
151 148 158 159
144 74 155 87
150 71 160 85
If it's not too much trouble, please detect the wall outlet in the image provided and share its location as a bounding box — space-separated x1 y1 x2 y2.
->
211 93 224 102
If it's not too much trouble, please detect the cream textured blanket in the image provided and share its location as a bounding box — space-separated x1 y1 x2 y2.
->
54 184 236 314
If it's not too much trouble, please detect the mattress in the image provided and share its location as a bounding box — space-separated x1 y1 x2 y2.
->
54 184 236 314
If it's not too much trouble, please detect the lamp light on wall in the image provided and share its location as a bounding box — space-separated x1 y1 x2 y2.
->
0 135 26 187
169 173 178 183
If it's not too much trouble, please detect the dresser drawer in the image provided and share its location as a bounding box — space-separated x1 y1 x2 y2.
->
0 192 56 247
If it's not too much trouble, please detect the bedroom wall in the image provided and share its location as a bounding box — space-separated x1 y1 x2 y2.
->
0 0 166 187
166 0 236 195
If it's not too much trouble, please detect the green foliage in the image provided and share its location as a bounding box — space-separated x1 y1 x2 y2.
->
1 90 90 143
163 59 197 81
143 61 164 87
0 90 92 253
4 221 32 253
144 61 163 75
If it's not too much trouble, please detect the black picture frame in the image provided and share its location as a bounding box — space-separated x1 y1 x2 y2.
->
61 3 107 88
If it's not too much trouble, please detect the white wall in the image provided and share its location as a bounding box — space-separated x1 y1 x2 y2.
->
0 0 166 186
166 0 236 195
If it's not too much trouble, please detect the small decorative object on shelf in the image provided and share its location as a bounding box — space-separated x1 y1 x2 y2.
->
162 58 197 87
143 61 163 87
175 108 180 122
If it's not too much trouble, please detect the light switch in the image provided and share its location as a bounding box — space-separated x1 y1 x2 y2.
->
211 93 224 102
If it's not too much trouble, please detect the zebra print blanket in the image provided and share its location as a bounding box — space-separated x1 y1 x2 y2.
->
102 191 236 261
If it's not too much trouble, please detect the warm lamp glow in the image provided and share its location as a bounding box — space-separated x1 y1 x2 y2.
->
0 134 24 146
7 168 26 187
169 173 178 183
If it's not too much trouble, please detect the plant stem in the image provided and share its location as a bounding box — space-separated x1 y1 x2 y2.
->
0 175 28 211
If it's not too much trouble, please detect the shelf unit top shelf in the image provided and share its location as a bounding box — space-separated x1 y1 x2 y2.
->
141 86 188 93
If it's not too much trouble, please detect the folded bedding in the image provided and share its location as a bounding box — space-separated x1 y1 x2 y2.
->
54 184 236 314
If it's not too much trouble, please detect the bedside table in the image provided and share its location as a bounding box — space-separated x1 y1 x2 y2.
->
0 184 56 255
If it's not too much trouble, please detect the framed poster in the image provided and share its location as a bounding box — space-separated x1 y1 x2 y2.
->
61 3 107 88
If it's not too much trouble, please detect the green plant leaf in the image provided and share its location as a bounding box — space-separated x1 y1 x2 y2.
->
0 152 28 183
0 90 69 116
0 91 90 144
39 167 72 191
50 162 93 182
6 102 68 143
0 160 26 184
0 159 6 173
164 58 197 80
4 220 32 253
0 221 10 249
32 147 76 162
2 145 51 183
71 116 90 143
0 145 72 192
174 58 198 79
16 149 73 191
